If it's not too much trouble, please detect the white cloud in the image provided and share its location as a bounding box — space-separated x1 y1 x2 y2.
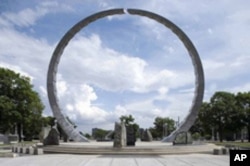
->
39 86 47 98
207 28 213 35
56 74 68 98
1 1 73 28
0 17 11 27
158 86 169 96
61 34 178 93
229 83 250 94
0 28 52 67
3 8 47 27
61 83 108 123
114 105 128 116
0 62 34 81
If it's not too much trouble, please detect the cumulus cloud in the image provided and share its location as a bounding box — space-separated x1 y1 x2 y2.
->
0 62 34 81
3 8 47 27
56 74 68 98
60 34 179 94
61 83 108 123
1 1 73 28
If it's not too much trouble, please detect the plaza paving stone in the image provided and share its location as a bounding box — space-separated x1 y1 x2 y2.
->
0 154 229 166
0 141 229 165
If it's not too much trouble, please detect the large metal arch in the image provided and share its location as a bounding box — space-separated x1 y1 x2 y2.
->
47 8 204 142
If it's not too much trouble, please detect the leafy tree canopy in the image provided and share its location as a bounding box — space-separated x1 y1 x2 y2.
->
120 114 135 126
191 91 250 142
235 92 250 142
151 117 176 139
0 67 44 141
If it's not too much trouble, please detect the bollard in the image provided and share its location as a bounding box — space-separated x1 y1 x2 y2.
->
18 146 23 153
222 148 227 155
28 146 34 155
22 147 26 154
25 147 29 154
34 147 43 155
213 148 221 155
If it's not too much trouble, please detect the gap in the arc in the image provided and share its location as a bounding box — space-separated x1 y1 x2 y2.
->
123 8 128 14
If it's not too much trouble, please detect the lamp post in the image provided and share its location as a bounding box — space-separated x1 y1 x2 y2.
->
212 127 214 141
163 123 167 138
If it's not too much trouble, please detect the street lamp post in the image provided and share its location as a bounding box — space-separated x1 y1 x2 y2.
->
162 123 167 138
212 127 214 141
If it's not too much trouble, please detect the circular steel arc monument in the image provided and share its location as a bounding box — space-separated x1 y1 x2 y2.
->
47 8 204 142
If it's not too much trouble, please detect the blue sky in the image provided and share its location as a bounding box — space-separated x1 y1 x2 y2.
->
0 0 250 134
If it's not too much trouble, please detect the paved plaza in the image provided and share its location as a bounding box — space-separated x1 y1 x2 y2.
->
0 141 230 165
0 154 229 166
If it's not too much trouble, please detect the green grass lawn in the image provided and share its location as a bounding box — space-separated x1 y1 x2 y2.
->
213 141 250 148
0 140 39 147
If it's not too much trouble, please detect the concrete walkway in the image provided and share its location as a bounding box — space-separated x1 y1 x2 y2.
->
43 141 223 155
0 154 229 166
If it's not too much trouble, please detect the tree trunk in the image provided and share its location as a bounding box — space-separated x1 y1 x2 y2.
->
218 124 223 142
17 123 22 142
248 126 250 142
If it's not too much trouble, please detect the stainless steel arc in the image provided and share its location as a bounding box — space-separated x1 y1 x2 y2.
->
47 8 204 142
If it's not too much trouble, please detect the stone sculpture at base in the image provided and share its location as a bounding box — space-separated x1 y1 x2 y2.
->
126 126 136 146
173 131 192 145
43 128 60 146
113 122 126 148
141 129 153 142
39 126 51 143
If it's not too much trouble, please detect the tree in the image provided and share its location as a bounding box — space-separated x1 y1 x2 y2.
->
120 114 135 126
42 116 55 128
84 133 91 139
0 67 44 141
94 128 108 140
193 102 213 138
209 91 242 142
190 116 204 135
151 117 176 139
235 92 250 142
